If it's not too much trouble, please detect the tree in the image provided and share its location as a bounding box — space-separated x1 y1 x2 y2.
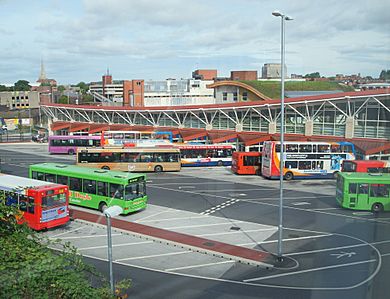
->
58 85 66 92
76 82 89 94
0 85 10 91
0 199 131 298
58 95 70 104
14 80 31 91
379 70 390 80
304 72 321 79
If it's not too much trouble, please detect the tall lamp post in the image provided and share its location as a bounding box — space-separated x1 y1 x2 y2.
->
104 206 123 294
272 10 293 260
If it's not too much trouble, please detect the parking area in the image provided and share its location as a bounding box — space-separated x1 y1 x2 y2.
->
2 143 390 294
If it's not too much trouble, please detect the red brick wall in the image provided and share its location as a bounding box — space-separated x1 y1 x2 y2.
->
123 80 144 107
231 71 258 81
193 69 217 80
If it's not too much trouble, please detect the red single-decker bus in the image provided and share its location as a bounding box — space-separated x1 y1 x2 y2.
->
342 160 390 173
232 152 262 175
0 174 69 230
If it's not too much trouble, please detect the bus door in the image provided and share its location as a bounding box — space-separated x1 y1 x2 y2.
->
346 182 358 208
357 183 369 207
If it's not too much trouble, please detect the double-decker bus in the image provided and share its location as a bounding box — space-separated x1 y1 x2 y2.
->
48 135 101 155
342 160 390 173
29 163 147 214
0 174 69 230
174 144 234 167
262 141 355 180
231 152 262 175
76 147 181 172
336 172 390 213
102 130 173 147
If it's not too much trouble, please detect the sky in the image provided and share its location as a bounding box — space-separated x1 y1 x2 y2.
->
1 0 389 85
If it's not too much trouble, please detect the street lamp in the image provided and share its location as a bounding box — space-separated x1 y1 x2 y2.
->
272 10 293 260
103 205 123 294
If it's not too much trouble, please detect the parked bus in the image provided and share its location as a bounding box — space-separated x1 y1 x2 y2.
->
0 173 69 230
76 147 181 172
174 144 234 167
30 163 147 214
342 160 390 173
336 172 390 213
102 130 173 147
48 135 101 155
231 152 262 175
262 141 356 180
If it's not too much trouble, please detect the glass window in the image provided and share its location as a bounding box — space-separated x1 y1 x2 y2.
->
342 145 353 153
349 183 357 194
83 179 96 194
285 161 298 169
19 195 27 212
286 144 298 152
97 181 108 197
27 196 34 214
110 183 124 199
299 144 312 153
370 184 389 198
331 145 341 152
298 161 312 170
42 193 66 208
57 175 68 185
358 183 369 194
45 173 56 183
31 171 38 180
318 145 330 153
342 161 356 172
139 154 153 163
69 177 82 192
312 161 324 169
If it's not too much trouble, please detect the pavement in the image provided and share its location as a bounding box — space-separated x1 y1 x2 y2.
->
70 206 277 268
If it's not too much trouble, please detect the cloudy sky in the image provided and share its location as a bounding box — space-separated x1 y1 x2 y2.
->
1 0 389 85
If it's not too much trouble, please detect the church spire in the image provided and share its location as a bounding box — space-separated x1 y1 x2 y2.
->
39 59 47 81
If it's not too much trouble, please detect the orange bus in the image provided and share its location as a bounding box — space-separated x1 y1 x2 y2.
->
231 152 262 175
0 174 69 230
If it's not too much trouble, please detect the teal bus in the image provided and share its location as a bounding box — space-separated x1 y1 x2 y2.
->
336 172 390 213
29 163 147 214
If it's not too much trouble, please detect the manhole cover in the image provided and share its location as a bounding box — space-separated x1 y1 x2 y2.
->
230 226 241 231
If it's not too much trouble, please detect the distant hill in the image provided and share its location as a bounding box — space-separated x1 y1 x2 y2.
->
241 80 355 99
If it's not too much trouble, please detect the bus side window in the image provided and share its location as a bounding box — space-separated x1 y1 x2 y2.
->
285 161 297 169
358 183 368 194
97 181 108 197
32 171 38 180
27 196 35 214
57 175 68 185
349 183 357 194
110 183 123 199
45 173 56 183
36 172 45 181
83 179 96 195
69 177 82 192
19 194 28 212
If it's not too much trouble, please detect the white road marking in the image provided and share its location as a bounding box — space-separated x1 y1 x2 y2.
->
239 234 331 246
78 241 153 251
198 228 276 237
243 259 377 283
166 260 235 272
49 225 87 238
135 210 172 222
115 250 190 262
291 202 311 206
163 221 245 230
58 233 122 240
138 215 208 223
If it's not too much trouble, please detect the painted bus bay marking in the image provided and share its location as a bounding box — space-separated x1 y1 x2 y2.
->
200 199 240 215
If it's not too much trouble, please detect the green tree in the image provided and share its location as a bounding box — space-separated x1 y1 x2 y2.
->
14 80 31 91
379 70 390 80
58 85 66 92
0 199 131 298
304 72 321 78
76 82 89 94
0 84 10 91
58 95 70 104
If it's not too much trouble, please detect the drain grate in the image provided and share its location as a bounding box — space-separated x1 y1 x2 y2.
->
203 241 215 247
230 226 241 231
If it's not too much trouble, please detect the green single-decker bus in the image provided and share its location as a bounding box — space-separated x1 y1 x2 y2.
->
29 163 147 214
336 172 390 213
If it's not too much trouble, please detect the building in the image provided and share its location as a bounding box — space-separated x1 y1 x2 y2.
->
262 63 287 79
192 69 217 80
230 71 258 81
0 91 40 109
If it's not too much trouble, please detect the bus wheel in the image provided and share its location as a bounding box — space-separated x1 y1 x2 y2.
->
99 202 107 212
333 171 339 179
371 203 383 213
217 160 223 166
255 169 261 176
284 172 294 181
154 165 163 173
102 166 110 170
68 149 75 155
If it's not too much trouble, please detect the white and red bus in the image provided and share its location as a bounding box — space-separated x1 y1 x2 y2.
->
262 141 356 180
342 160 390 173
231 152 262 175
0 174 69 230
175 144 234 167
